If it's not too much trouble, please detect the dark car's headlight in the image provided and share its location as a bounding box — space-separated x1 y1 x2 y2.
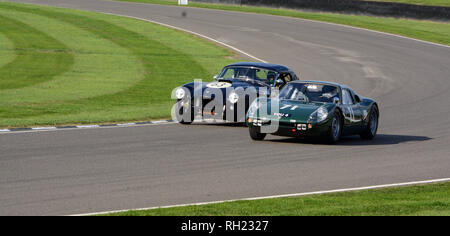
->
175 88 186 99
228 92 239 104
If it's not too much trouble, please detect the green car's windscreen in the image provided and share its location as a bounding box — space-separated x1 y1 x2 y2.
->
279 83 339 103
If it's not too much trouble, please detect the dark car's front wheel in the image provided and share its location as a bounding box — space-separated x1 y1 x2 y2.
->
360 106 378 140
249 127 266 141
327 110 343 144
176 100 194 125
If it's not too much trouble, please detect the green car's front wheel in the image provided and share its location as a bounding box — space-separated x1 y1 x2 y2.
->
327 110 343 144
249 127 266 141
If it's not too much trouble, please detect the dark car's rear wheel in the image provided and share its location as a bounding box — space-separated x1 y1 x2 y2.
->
249 127 266 141
360 106 379 140
327 110 343 144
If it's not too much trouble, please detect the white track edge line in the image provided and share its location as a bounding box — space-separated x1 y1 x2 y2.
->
117 123 137 126
98 12 268 63
71 177 450 216
76 125 100 128
5 3 447 133
0 8 267 134
283 15 450 49
31 127 57 130
162 3 450 50
108 1 450 50
151 120 169 124
9 2 449 216
0 121 177 134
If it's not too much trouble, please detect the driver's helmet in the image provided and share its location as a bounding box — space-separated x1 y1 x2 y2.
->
267 71 277 84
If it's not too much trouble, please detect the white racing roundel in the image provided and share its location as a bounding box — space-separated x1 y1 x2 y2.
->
206 81 232 89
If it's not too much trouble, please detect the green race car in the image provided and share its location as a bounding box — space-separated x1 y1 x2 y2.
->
246 81 379 143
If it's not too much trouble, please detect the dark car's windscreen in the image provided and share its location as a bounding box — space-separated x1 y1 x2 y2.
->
219 67 278 84
279 83 339 103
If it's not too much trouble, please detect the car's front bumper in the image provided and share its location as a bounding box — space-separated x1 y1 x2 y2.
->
188 98 248 122
247 118 332 138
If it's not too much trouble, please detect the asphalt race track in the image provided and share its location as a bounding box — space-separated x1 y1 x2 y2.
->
2 0 450 215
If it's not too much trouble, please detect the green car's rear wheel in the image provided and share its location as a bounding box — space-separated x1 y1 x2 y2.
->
249 127 266 141
361 106 379 140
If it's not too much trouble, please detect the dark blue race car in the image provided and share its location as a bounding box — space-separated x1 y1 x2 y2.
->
174 62 300 124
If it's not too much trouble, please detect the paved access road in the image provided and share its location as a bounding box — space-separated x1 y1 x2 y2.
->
2 0 450 215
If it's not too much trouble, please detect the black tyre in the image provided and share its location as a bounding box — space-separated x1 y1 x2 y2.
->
179 117 194 125
176 100 194 125
327 110 343 144
360 106 379 140
249 127 266 141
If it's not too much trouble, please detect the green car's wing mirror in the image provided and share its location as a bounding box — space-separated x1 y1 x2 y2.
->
333 97 340 104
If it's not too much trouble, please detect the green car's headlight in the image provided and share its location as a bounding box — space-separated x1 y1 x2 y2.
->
309 106 329 123
248 101 261 116
248 99 267 117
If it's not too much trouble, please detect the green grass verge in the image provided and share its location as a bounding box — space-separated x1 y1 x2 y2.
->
0 2 241 128
2 1 449 128
102 182 450 216
119 0 450 46
0 14 74 90
367 0 450 7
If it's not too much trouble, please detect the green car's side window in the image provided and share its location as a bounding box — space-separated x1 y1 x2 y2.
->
342 89 355 105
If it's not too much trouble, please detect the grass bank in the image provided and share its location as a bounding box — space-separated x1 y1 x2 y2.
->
119 0 450 46
102 182 450 216
367 0 450 7
0 2 240 128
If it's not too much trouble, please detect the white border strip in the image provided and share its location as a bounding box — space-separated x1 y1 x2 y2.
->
151 120 169 124
76 125 100 129
0 120 177 134
31 127 57 130
72 177 450 216
117 123 137 126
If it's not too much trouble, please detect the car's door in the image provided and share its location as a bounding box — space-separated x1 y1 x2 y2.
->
351 91 367 134
341 88 363 135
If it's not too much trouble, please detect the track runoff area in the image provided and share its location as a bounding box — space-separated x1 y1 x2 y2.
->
95 1 448 220
93 1 450 223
